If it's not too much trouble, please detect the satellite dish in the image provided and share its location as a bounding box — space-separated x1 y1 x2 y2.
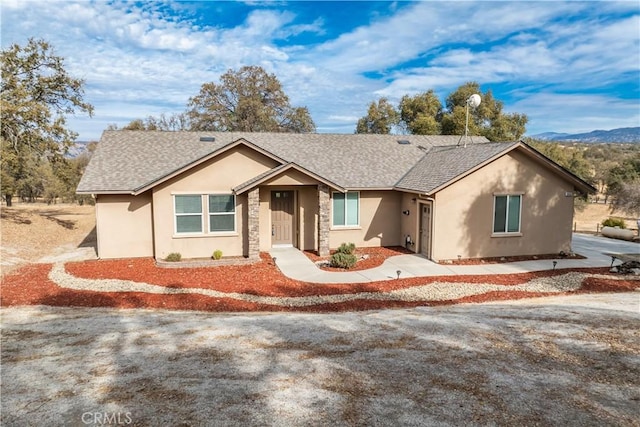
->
467 94 481 108
457 94 482 147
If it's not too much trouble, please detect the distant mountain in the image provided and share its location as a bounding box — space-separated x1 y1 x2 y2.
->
65 140 91 158
531 132 571 140
530 127 640 143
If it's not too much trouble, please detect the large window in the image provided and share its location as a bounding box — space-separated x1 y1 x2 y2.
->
332 192 359 227
174 194 236 234
175 195 203 233
209 194 235 232
493 194 521 234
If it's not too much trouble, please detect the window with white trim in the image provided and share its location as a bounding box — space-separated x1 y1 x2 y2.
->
174 194 236 234
493 194 521 234
209 194 235 232
175 195 203 233
332 192 359 227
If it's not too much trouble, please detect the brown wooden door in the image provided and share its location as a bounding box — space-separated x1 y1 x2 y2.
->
420 203 431 258
271 191 294 246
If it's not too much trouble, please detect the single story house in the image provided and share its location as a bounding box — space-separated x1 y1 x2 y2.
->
77 131 595 261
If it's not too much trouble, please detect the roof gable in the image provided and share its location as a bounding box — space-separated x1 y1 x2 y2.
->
131 138 286 195
233 163 344 194
395 141 596 195
395 142 519 194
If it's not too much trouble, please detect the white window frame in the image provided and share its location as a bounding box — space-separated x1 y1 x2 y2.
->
174 194 204 235
331 191 360 228
207 194 236 234
492 193 522 236
173 193 237 236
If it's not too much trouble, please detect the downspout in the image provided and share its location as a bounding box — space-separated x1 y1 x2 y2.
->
94 194 101 259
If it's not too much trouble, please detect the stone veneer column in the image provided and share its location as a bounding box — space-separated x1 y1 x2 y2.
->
248 188 260 260
317 183 330 256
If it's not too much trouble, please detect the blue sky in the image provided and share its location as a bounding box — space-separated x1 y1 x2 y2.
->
2 0 639 141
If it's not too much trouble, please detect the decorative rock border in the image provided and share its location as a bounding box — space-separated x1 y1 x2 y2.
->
48 263 637 308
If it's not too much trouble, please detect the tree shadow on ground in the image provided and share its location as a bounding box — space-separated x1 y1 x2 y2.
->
2 291 639 426
0 209 32 225
37 210 76 230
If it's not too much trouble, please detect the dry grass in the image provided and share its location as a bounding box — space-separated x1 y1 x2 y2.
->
573 203 637 234
0 202 96 275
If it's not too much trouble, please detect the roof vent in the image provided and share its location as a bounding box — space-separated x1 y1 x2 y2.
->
199 136 215 142
397 139 411 145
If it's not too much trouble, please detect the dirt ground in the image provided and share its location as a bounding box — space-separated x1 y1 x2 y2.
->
573 203 638 234
1 203 639 425
0 202 96 275
2 293 639 426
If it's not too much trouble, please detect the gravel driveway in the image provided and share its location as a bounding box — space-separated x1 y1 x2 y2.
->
2 293 639 426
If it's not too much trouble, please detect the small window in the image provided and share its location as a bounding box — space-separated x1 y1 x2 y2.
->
332 192 359 227
493 195 521 234
175 195 203 233
209 194 235 232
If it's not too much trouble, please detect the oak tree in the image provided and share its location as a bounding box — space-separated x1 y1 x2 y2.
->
606 154 640 209
356 82 528 140
121 113 190 131
355 98 399 134
187 66 315 133
441 82 527 141
399 90 442 135
1 38 93 206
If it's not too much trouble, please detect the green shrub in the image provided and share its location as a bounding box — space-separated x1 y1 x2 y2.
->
336 242 356 255
212 249 223 260
602 217 626 229
330 252 358 269
165 252 182 262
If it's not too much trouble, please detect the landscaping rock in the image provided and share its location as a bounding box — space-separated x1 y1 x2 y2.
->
611 261 640 275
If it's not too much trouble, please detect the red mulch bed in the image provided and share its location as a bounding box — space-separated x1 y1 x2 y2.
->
304 246 413 271
1 253 638 312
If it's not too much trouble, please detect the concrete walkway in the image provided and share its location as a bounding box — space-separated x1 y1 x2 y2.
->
270 233 639 284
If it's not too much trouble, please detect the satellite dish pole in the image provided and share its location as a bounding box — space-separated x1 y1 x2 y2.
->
457 94 481 147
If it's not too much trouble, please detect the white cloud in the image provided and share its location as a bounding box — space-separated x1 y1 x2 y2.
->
1 0 638 140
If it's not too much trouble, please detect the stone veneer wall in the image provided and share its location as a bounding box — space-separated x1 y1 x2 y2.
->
248 188 260 259
318 183 330 256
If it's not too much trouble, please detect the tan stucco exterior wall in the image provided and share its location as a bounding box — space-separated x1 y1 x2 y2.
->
95 192 154 258
329 190 402 248
399 192 424 253
152 145 279 259
430 150 575 261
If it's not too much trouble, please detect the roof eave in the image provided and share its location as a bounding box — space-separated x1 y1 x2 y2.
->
76 190 134 195
345 186 396 192
392 186 433 196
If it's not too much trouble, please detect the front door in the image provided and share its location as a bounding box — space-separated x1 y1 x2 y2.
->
420 203 431 258
271 191 294 246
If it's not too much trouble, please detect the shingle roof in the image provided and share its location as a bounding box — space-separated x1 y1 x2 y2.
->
232 164 290 194
395 142 520 194
77 131 491 193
